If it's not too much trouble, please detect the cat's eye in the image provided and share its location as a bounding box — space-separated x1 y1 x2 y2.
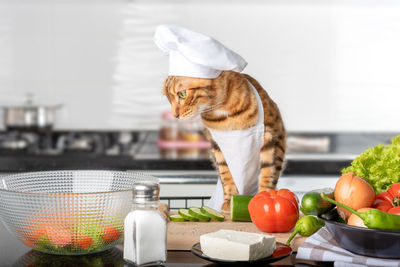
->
177 90 187 99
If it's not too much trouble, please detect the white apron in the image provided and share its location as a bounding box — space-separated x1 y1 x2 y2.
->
206 82 264 211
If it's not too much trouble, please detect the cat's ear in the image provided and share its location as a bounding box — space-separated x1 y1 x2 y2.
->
162 76 173 96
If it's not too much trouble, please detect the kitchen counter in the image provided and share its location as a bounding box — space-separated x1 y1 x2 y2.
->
0 220 332 267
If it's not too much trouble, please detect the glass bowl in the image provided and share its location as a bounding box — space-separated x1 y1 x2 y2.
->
0 170 157 255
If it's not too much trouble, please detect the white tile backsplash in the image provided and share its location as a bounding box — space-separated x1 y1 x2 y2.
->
0 0 399 131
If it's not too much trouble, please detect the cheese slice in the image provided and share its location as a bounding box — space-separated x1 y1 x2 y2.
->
200 229 276 261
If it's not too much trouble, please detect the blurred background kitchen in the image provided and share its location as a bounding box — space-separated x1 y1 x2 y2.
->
0 0 399 208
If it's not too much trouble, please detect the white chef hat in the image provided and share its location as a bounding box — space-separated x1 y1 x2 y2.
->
154 24 247 79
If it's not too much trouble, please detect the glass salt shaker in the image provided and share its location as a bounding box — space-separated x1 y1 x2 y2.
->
124 182 167 266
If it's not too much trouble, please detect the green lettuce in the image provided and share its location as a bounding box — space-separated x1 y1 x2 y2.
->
342 135 400 194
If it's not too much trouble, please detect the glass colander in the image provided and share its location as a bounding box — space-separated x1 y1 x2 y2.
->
0 170 158 255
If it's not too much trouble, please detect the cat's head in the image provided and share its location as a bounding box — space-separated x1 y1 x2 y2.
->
162 72 229 119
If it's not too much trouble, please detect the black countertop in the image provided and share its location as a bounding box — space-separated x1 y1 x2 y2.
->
0 132 396 174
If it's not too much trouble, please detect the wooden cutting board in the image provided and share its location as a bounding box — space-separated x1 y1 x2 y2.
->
167 214 306 252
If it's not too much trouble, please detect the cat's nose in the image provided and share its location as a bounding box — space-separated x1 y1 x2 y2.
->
172 110 179 118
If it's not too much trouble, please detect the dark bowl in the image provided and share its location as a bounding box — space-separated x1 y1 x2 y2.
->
321 217 400 259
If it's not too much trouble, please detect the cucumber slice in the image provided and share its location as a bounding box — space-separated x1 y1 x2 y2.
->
231 195 253 221
169 214 186 222
178 209 199 221
188 207 211 222
200 206 225 222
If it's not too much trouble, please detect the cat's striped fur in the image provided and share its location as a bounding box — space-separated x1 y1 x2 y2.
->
162 70 286 212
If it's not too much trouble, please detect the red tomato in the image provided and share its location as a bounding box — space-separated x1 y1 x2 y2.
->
22 225 47 247
372 182 400 212
372 198 392 212
274 188 299 210
74 233 93 249
46 226 72 247
388 183 400 205
248 189 299 233
103 225 120 243
388 206 400 215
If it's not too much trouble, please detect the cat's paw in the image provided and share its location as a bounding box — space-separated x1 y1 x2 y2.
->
257 187 267 192
221 201 231 214
258 186 275 193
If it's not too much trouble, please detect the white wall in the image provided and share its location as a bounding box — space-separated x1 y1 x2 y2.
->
0 0 399 132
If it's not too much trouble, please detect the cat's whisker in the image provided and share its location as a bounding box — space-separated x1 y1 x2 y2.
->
197 102 225 115
179 110 194 119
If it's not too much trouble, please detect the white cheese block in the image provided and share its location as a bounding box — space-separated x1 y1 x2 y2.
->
200 229 276 261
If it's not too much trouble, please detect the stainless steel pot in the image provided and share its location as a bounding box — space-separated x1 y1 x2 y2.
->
1 98 62 129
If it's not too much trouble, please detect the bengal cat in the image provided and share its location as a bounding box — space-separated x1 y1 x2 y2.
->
162 70 286 212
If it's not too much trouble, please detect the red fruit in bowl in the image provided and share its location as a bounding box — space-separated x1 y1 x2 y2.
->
46 225 72 247
103 225 120 243
74 233 93 249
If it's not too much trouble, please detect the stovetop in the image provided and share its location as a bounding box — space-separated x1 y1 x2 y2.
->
0 130 140 156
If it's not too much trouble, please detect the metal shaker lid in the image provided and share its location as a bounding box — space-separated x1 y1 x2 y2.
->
132 182 160 202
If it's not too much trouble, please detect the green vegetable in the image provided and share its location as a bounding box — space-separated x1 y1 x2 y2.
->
178 209 198 221
300 188 335 216
342 135 400 194
321 193 400 231
231 195 253 221
286 216 325 246
169 214 186 222
76 223 104 251
200 206 225 222
36 236 59 251
188 207 211 222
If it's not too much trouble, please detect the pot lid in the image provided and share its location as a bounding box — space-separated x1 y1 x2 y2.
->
0 94 62 109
